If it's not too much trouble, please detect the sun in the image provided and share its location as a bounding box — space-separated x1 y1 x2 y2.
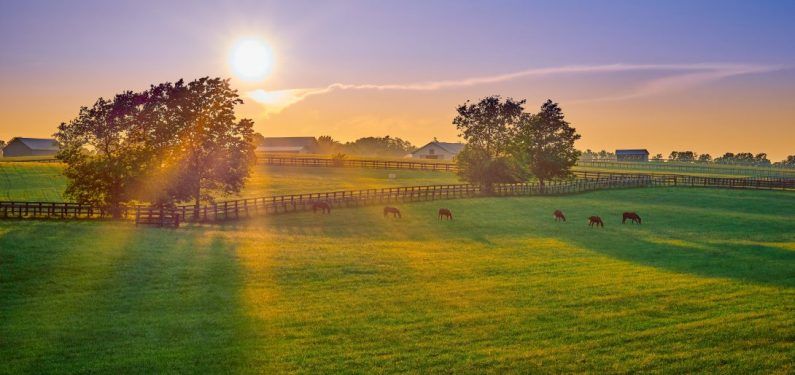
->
229 38 274 82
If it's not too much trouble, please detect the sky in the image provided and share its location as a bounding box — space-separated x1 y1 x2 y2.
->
1 0 794 159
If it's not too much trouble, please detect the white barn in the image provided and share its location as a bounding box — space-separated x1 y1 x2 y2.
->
411 140 465 160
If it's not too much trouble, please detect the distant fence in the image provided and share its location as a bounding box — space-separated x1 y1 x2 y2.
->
3 172 793 224
259 156 458 172
259 155 795 178
0 158 60 163
576 160 795 178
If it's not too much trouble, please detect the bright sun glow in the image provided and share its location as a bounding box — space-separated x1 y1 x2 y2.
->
230 38 274 82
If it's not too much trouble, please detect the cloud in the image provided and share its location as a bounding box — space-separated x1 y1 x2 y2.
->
247 63 780 115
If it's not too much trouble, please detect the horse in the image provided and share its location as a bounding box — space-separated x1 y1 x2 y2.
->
312 201 331 214
383 206 402 218
438 208 453 220
588 216 604 228
622 212 641 224
553 210 566 222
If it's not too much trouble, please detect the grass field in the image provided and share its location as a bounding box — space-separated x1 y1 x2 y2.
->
0 162 67 201
0 163 460 201
2 187 794 373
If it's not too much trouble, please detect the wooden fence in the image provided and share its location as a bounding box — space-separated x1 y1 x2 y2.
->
0 202 132 219
260 155 795 178
135 206 180 228
4 172 793 223
259 156 458 172
576 160 795 178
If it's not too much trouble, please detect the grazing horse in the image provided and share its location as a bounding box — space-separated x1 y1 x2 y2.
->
588 216 604 228
312 201 331 214
383 206 402 218
438 208 453 220
553 210 566 222
622 212 641 224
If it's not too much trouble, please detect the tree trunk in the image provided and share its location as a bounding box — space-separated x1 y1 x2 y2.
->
193 179 201 220
482 182 494 196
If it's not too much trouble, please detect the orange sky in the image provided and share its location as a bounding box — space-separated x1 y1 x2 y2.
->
2 1 794 160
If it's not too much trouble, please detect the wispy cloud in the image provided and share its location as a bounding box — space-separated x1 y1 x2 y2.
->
248 63 780 115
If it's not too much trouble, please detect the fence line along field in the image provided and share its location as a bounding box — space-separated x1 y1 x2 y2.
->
1 187 793 373
0 162 461 202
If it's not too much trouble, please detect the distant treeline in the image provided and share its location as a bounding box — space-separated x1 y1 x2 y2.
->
581 149 795 167
252 134 416 157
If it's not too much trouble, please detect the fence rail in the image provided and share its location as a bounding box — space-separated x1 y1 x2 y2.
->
576 159 795 178
259 156 458 171
0 202 131 219
259 155 795 178
4 172 793 223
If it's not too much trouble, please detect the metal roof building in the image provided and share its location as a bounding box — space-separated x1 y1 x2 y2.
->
2 137 60 157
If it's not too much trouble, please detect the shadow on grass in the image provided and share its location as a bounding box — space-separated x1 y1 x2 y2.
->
231 187 795 289
0 222 254 373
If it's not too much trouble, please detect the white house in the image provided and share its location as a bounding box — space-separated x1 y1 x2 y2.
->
411 140 465 160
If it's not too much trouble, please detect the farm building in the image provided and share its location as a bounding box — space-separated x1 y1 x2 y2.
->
411 140 466 160
2 137 60 157
615 149 650 162
256 137 316 154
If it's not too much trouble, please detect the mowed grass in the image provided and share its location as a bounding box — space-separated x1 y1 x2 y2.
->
1 187 794 373
0 162 66 201
0 162 460 201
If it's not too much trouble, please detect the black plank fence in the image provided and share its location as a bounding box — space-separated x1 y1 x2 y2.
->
260 155 795 179
3 172 792 225
259 156 458 172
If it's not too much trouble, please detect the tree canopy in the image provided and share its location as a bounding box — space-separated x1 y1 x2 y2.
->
453 96 580 193
514 100 581 186
453 96 529 193
55 77 255 216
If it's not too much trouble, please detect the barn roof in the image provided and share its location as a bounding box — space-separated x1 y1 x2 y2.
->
615 149 649 155
412 140 466 155
9 137 60 151
255 146 306 153
260 137 316 148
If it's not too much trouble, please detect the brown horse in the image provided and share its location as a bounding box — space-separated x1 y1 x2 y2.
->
438 208 453 220
622 212 641 224
312 201 331 214
554 210 566 222
588 216 604 228
383 206 401 218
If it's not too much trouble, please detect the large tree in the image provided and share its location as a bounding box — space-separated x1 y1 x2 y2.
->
55 91 150 217
514 100 581 187
453 95 527 193
55 77 255 217
163 77 256 216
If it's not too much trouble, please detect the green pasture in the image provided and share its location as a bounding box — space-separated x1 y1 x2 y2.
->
0 162 460 202
575 160 795 178
2 187 793 373
0 162 67 201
